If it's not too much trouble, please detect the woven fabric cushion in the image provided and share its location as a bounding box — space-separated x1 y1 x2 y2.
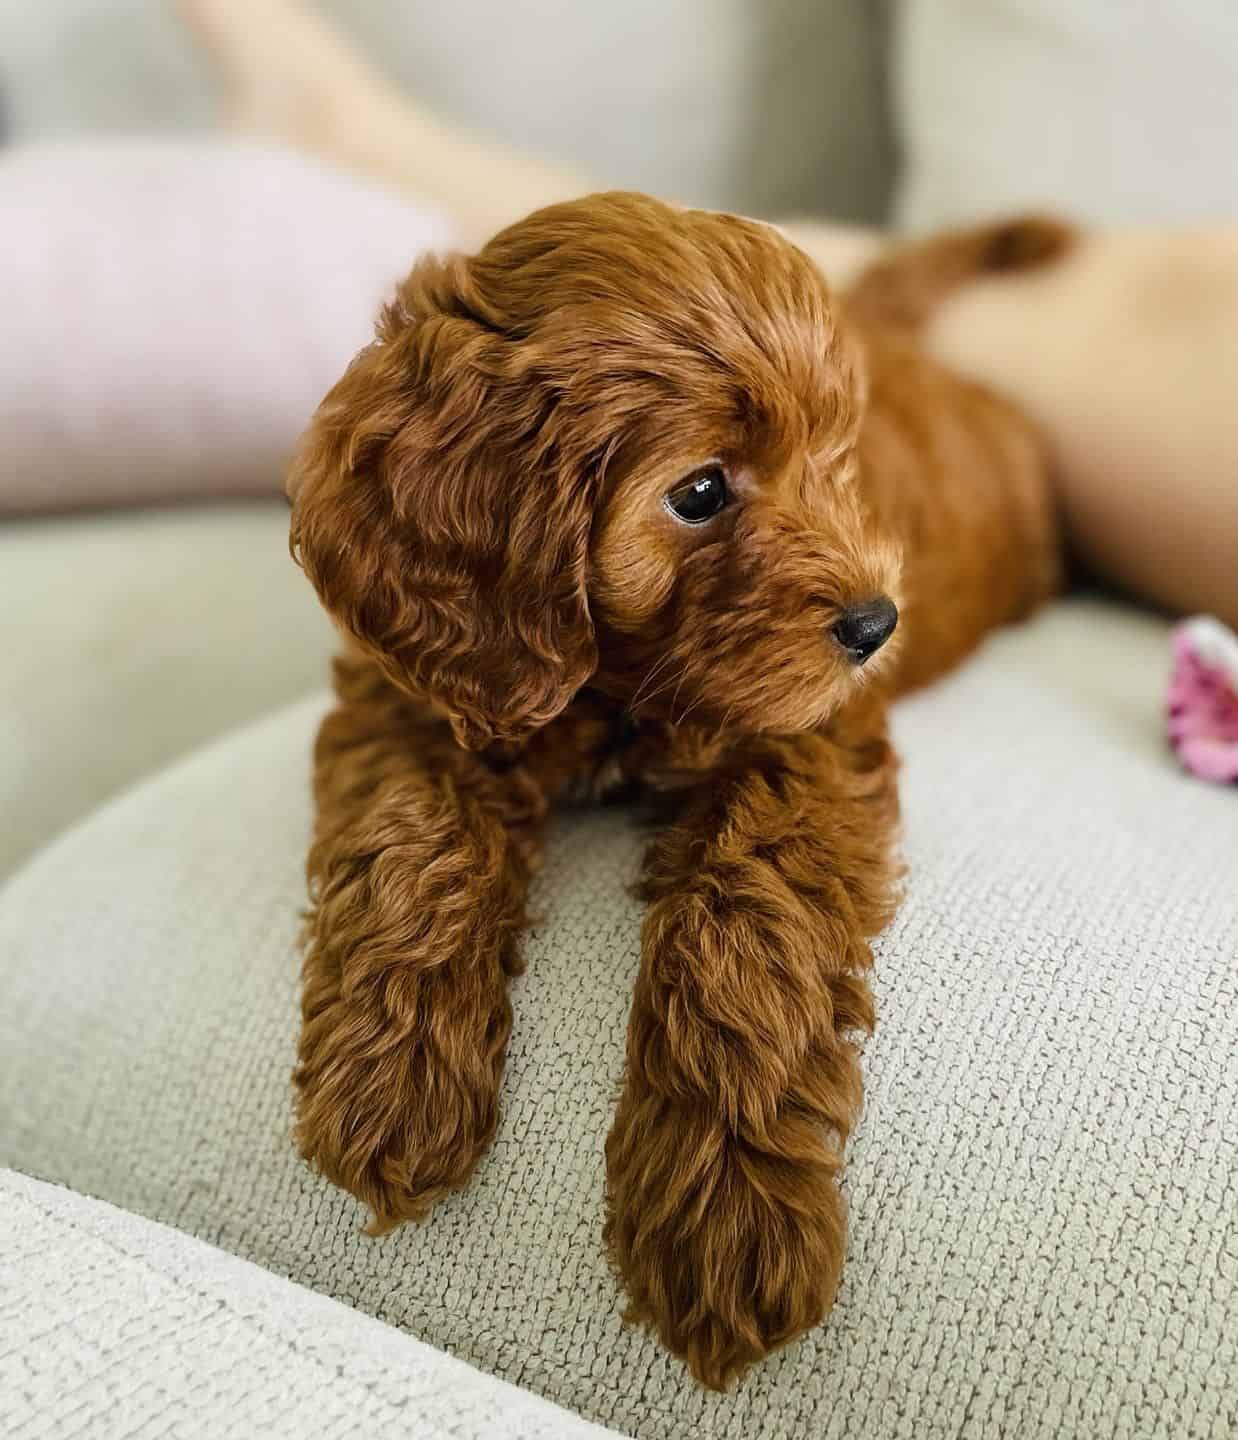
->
0 503 335 879
0 1169 622 1440
0 140 455 516
1 599 1235 1439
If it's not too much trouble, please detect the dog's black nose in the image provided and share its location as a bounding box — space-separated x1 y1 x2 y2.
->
832 597 899 663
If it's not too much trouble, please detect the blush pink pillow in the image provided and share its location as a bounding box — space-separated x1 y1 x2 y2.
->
0 141 457 515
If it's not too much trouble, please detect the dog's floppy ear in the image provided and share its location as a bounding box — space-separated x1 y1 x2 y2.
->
288 254 597 749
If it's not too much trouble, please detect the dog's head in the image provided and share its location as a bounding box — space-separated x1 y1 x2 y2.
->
290 192 901 748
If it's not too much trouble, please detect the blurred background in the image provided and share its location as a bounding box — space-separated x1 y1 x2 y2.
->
4 1 1237 223
1 0 1236 875
0 0 893 220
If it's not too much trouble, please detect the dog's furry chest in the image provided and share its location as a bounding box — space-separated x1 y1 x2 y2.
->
535 694 741 808
558 708 656 806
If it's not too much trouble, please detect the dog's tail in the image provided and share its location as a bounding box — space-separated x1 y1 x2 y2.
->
844 215 1075 332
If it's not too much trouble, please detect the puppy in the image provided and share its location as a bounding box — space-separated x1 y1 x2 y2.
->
287 192 1067 1388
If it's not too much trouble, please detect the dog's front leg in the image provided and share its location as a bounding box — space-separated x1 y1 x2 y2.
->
606 711 902 1388
295 653 548 1233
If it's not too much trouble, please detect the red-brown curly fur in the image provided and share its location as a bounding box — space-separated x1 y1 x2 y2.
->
287 192 1068 1389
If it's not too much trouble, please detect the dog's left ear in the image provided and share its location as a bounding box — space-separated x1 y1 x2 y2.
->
288 254 597 749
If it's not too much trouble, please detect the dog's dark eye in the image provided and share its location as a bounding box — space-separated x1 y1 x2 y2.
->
664 467 728 525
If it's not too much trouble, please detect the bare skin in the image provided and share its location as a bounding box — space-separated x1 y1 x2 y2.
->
925 230 1238 628
182 0 1238 627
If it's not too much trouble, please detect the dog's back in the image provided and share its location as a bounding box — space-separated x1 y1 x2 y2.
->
843 219 1074 693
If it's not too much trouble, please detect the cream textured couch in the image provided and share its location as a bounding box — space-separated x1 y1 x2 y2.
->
0 505 334 876
3 3 1237 1437
3 602 1236 1438
2 1169 622 1439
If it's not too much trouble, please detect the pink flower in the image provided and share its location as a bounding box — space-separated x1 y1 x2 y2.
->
1167 616 1238 784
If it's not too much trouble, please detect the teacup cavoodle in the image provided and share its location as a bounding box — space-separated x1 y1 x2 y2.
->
288 192 1067 1388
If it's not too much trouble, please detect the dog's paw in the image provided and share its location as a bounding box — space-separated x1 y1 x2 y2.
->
605 1088 847 1389
294 992 511 1234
